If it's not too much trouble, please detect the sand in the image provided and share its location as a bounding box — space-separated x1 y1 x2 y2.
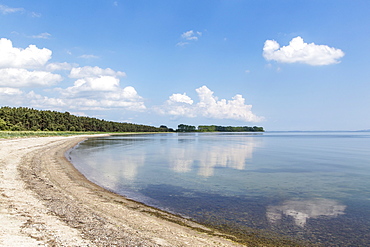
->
0 135 245 247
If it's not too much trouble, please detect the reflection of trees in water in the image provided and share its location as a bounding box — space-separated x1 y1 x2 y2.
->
266 198 346 227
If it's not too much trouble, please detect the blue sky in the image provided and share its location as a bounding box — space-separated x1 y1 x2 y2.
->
0 0 369 131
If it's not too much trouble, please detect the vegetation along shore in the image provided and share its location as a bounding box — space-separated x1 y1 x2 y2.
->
0 107 264 133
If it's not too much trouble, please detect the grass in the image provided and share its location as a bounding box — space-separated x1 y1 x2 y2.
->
0 131 105 139
0 131 163 139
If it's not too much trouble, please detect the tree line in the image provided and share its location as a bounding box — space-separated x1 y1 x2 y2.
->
0 107 264 133
0 107 168 132
177 124 264 132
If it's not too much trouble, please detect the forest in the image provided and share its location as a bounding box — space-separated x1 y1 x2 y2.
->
0 107 264 133
0 107 168 132
178 124 264 132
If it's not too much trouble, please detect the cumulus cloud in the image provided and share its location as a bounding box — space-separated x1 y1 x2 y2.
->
0 68 62 87
196 86 262 121
57 65 145 111
156 86 263 122
69 66 126 78
0 38 52 69
168 93 194 104
0 87 23 96
26 91 67 108
64 76 120 94
0 89 62 109
0 38 146 113
45 62 76 71
0 38 62 88
1 83 146 112
69 86 146 111
263 36 345 66
24 86 146 112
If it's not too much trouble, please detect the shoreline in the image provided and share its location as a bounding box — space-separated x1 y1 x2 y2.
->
0 135 247 246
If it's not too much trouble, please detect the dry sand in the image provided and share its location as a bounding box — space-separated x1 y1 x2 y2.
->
0 135 246 247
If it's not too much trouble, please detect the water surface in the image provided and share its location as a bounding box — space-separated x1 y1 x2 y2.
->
69 132 370 246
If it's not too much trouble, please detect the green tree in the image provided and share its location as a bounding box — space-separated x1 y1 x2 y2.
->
177 124 196 132
0 106 167 133
0 118 8 130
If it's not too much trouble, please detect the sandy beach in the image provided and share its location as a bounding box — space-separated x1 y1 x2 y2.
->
0 135 246 246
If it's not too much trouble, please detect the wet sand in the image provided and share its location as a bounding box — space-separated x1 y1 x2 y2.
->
0 135 247 246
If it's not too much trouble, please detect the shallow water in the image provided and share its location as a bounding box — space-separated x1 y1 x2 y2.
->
69 132 370 246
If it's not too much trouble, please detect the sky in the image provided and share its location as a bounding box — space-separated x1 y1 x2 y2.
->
0 0 369 131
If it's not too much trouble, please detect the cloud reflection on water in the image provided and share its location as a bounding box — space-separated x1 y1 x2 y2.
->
168 141 257 177
74 146 146 191
266 198 346 227
117 155 146 181
75 134 260 188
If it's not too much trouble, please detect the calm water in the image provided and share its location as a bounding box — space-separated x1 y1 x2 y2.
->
69 132 370 246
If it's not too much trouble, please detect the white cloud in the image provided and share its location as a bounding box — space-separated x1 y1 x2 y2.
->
0 38 146 113
69 86 146 111
176 41 189 47
69 66 126 78
0 4 24 14
30 12 41 18
168 93 193 104
0 38 62 89
26 86 146 112
156 86 263 122
64 65 128 97
46 62 76 71
196 86 262 122
0 38 52 69
79 54 99 59
58 66 145 111
0 88 25 106
31 32 51 39
26 91 67 108
65 76 120 94
177 30 202 46
0 4 39 17
263 36 345 66
158 93 196 118
181 30 202 41
0 68 62 87
0 87 23 96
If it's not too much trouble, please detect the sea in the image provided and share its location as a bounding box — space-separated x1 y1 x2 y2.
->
68 131 370 246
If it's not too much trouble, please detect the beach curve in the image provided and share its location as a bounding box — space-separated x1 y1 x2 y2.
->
0 135 245 246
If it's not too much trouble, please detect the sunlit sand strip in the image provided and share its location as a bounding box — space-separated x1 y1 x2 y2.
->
0 137 93 246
